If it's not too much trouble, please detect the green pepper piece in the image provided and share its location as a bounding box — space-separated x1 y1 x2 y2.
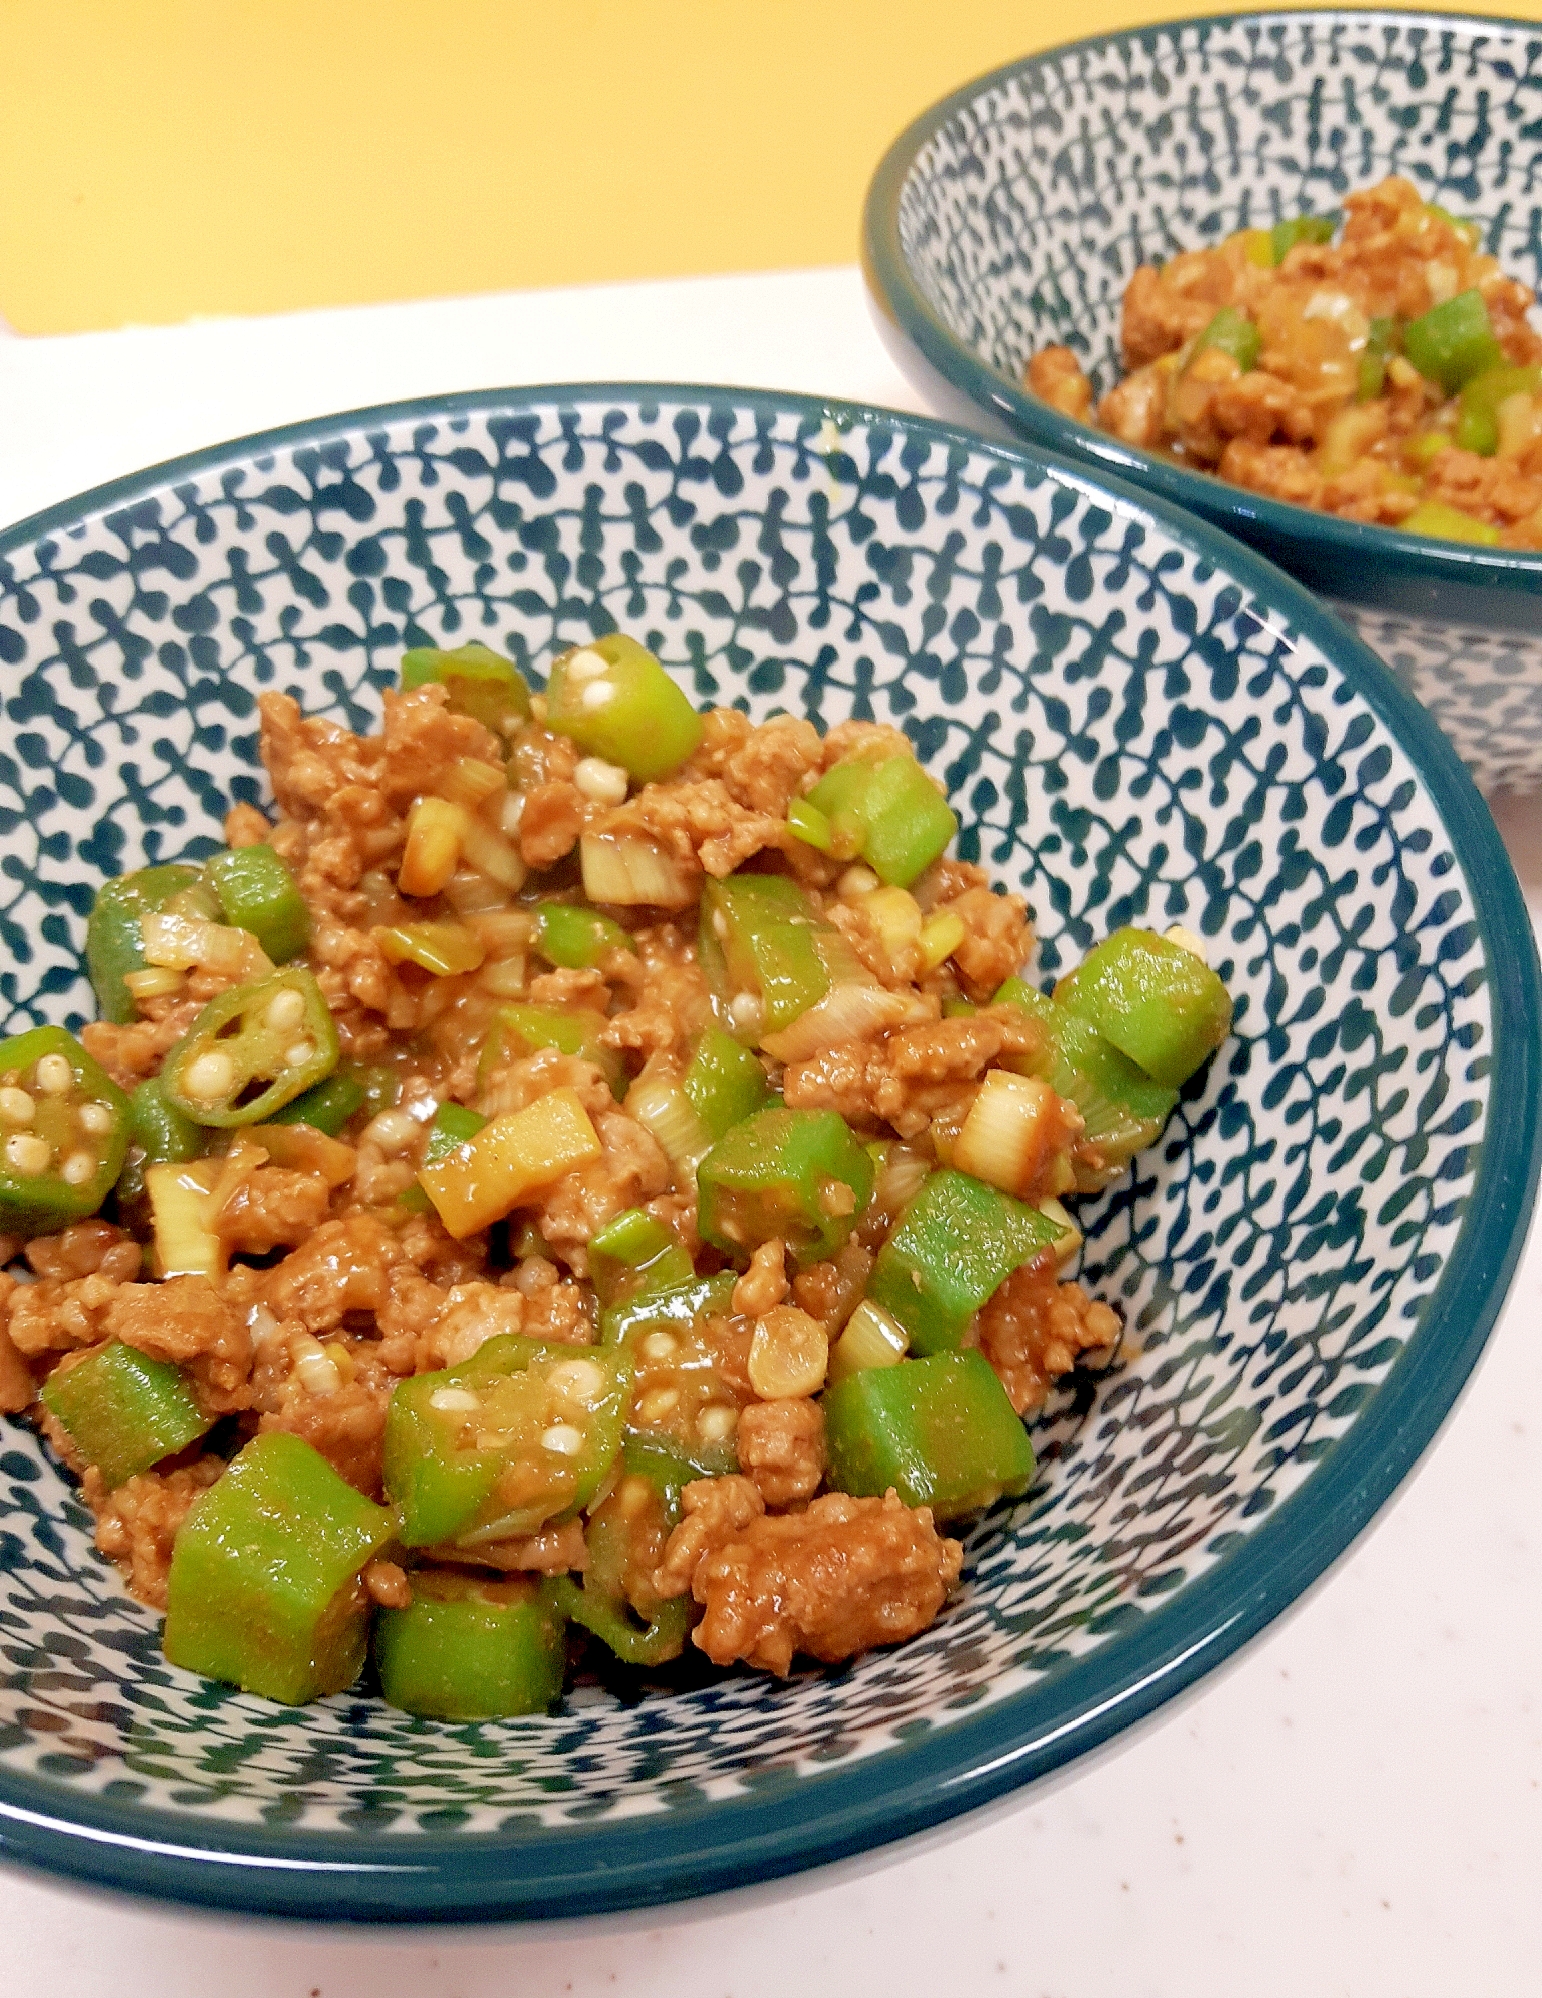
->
869 1168 1060 1355
588 1206 694 1310
600 1269 737 1348
545 633 703 781
1193 306 1261 374
697 1106 873 1266
1400 499 1503 546
41 1341 212 1490
479 1001 627 1101
1051 929 1233 1089
400 640 532 735
383 1334 633 1548
1454 364 1542 456
1269 213 1337 263
823 1351 1034 1520
202 845 310 964
162 967 339 1127
1357 316 1399 403
163 1432 394 1705
533 901 636 971
269 1068 367 1136
994 977 1179 1184
682 1025 771 1141
0 1026 131 1236
85 864 202 1025
396 1097 486 1215
806 755 958 888
374 1570 566 1719
1403 288 1504 394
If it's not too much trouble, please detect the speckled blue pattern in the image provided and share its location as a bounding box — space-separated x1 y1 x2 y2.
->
0 386 1534 1922
863 9 1542 790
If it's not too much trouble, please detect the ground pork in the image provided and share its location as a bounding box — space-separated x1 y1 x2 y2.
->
735 1397 825 1508
258 1346 395 1497
6 1272 123 1358
262 1216 405 1333
216 1168 333 1255
652 1474 766 1600
85 1455 224 1610
690 1490 964 1674
105 1276 252 1409
1026 345 1095 420
23 1222 142 1284
731 1240 789 1318
782 1010 1039 1140
81 999 206 1090
529 1110 671 1275
975 1255 1122 1415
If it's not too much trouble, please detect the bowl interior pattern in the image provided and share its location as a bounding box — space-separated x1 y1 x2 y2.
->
877 9 1542 790
0 387 1532 1921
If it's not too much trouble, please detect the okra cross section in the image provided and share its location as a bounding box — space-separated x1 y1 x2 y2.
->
41 1340 212 1490
383 1333 633 1548
162 967 340 1127
697 1106 874 1265
544 633 703 781
163 1432 395 1705
1051 927 1233 1089
374 1571 566 1720
0 1026 131 1235
868 1168 1061 1354
85 863 202 1025
823 1351 1035 1520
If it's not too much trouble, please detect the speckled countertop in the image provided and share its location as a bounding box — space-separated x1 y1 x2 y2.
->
1 269 1538 1998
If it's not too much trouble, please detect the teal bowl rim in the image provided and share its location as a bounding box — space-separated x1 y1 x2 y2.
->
861 6 1542 615
0 382 1536 1924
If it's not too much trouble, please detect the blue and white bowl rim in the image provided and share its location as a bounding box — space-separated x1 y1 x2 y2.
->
0 381 1535 1923
861 5 1542 605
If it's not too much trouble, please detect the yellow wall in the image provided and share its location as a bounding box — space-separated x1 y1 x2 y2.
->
2 0 1532 335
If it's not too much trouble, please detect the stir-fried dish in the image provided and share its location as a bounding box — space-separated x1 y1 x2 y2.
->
0 635 1231 1714
1028 176 1542 549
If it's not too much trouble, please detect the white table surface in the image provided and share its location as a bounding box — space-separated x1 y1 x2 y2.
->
2 267 1539 1998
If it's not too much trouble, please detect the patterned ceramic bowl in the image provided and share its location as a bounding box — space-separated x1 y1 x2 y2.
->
863 8 1542 793
0 386 1535 1924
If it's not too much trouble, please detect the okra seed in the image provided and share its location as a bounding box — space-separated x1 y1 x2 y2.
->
547 1358 607 1403
293 1341 341 1396
365 1109 420 1156
541 1423 585 1456
636 1387 680 1425
4 1133 50 1176
1164 924 1208 963
78 1101 114 1135
640 1331 678 1363
429 1386 482 1413
265 988 307 1032
33 1054 74 1096
837 865 880 900
59 1151 96 1186
728 992 763 1035
184 1050 235 1102
572 756 629 806
0 1088 35 1127
696 1404 739 1443
711 911 728 939
580 680 615 712
564 648 609 684
284 1039 317 1069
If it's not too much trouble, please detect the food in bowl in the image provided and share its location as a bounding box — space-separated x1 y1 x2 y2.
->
1026 177 1542 549
0 632 1230 1716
